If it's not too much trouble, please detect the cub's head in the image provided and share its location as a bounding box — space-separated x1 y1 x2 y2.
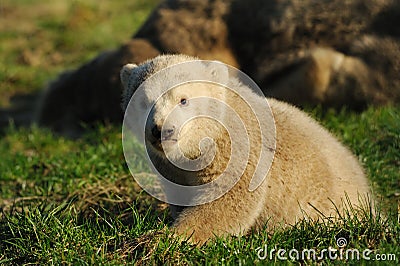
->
121 54 276 198
120 55 231 167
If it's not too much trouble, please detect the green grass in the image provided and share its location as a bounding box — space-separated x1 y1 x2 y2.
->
0 0 399 265
0 111 398 265
0 112 399 264
0 0 159 106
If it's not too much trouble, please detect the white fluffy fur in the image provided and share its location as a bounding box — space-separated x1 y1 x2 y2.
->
121 54 373 244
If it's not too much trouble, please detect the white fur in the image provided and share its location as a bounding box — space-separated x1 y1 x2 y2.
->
121 54 373 244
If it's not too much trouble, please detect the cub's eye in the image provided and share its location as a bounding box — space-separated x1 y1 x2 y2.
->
180 98 188 106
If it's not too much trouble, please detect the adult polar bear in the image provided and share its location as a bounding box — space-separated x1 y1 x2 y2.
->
121 54 372 244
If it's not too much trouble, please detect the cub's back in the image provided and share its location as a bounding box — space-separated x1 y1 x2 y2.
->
260 98 371 225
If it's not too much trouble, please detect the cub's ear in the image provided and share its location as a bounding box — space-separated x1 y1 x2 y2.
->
120 63 138 112
203 61 230 104
206 61 229 85
120 63 138 89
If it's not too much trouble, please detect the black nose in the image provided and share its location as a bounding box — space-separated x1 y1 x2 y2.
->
162 127 175 139
151 125 161 140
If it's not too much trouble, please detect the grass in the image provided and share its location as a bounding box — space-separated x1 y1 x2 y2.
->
0 0 158 107
0 108 399 265
0 0 399 265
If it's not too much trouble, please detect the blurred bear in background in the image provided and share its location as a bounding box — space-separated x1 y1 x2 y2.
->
35 0 400 136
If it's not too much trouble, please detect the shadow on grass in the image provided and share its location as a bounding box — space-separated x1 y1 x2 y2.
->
0 92 39 133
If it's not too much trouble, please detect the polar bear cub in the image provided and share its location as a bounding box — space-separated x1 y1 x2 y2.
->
120 54 373 244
